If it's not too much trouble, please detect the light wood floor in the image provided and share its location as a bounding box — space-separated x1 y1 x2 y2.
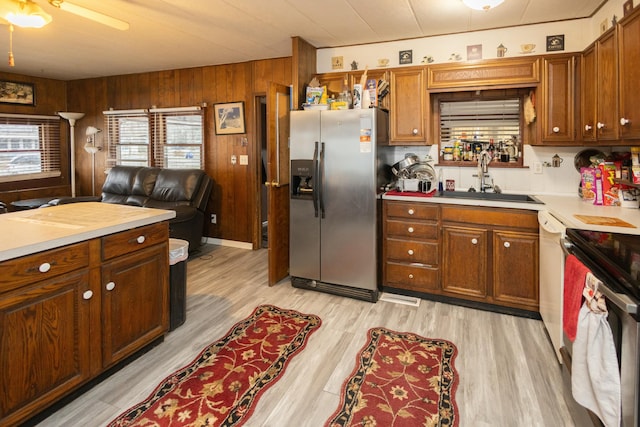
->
35 244 575 427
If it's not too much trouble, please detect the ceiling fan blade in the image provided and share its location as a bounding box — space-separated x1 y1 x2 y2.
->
49 1 129 30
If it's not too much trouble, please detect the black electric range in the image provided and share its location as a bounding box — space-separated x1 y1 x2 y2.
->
565 228 640 301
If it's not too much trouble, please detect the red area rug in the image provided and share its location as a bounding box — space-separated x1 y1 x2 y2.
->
108 304 321 427
326 327 459 427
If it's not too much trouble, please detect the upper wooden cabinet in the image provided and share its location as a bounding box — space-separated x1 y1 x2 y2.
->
595 28 619 142
539 54 578 144
618 6 640 140
389 67 428 145
581 43 597 142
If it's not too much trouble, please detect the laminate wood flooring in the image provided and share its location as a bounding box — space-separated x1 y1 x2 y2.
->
34 245 575 427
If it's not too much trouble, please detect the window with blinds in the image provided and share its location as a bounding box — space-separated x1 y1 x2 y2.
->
440 98 521 145
104 107 203 169
0 113 61 181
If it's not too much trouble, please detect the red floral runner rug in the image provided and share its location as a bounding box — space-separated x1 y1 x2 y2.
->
108 304 321 427
326 327 459 427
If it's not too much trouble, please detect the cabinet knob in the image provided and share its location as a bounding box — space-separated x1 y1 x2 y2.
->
105 281 116 291
552 126 560 133
407 208 415 215
408 249 414 255
504 241 511 248
620 117 630 126
412 128 418 135
407 226 414 233
597 122 606 129
408 274 414 279
471 238 478 245
82 290 93 300
136 235 146 244
584 124 592 131
38 262 51 273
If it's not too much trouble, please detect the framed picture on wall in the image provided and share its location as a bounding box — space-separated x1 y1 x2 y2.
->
214 101 246 135
624 0 634 16
0 80 35 105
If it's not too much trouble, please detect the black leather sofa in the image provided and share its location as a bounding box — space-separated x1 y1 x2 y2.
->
47 166 213 251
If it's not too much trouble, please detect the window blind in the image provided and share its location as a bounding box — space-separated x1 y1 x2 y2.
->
150 107 203 169
440 99 520 145
0 113 61 180
104 109 150 167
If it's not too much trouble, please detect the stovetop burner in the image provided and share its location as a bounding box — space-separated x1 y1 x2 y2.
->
566 228 640 300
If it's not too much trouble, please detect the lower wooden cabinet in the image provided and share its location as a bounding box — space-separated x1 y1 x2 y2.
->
0 222 169 426
383 200 539 313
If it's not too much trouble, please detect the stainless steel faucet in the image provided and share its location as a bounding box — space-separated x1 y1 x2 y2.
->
478 150 492 192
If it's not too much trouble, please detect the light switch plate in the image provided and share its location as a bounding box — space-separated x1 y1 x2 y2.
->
533 162 543 174
239 155 248 165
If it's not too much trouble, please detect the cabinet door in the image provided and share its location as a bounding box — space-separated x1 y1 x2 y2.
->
596 29 619 141
618 8 640 139
581 44 597 141
541 55 576 143
442 226 487 298
390 68 427 144
492 231 539 310
0 270 92 426
101 244 168 368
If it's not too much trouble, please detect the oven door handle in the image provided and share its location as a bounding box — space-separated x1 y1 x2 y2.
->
561 238 638 315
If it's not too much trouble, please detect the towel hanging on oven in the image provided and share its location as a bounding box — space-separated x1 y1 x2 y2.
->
571 272 621 427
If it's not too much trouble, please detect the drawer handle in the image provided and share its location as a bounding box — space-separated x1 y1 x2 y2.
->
408 249 414 255
412 128 418 135
83 290 93 300
552 126 560 133
407 227 414 233
584 124 592 131
105 281 116 291
620 117 630 126
39 262 51 273
407 208 415 215
408 274 414 279
597 122 606 129
136 235 146 244
471 238 478 245
504 241 511 248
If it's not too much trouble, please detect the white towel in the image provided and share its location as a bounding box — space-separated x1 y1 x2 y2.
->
571 274 621 427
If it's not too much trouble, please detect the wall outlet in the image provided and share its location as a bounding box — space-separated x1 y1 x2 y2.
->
533 162 543 174
211 214 217 224
231 155 237 165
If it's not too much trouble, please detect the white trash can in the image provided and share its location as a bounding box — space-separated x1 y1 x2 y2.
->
169 238 189 331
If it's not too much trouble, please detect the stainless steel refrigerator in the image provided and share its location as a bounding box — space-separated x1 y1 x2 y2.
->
289 108 388 302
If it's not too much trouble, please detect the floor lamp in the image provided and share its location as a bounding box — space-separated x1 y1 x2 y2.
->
58 112 85 197
84 126 101 196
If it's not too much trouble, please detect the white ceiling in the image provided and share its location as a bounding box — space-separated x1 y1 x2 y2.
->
0 0 607 81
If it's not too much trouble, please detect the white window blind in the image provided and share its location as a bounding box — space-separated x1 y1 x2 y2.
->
104 106 204 169
440 99 521 145
0 113 61 181
150 107 203 169
104 109 150 167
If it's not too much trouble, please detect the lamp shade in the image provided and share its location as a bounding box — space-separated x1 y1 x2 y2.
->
462 0 504 11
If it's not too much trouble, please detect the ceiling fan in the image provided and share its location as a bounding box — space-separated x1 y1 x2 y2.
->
0 0 129 30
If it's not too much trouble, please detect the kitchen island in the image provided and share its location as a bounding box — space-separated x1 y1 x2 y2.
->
0 202 175 426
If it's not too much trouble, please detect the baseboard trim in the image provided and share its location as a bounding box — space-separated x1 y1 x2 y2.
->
205 237 253 250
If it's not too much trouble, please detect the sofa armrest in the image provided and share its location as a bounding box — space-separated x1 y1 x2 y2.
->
44 196 102 206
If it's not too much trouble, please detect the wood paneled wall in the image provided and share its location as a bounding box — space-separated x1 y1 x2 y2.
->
0 72 69 204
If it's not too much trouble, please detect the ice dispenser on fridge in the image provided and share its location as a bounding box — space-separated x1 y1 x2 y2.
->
291 159 315 199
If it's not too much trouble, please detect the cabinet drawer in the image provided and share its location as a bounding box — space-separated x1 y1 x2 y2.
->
386 219 438 240
0 242 90 292
386 201 439 220
102 222 169 261
386 238 438 265
385 262 439 291
441 205 538 230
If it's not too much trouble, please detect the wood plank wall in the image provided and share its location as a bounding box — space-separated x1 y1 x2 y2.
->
1 57 292 246
0 72 69 203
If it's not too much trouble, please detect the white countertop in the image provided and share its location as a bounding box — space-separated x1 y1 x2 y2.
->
0 202 176 261
383 191 640 235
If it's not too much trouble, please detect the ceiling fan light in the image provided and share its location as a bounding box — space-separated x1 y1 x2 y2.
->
5 0 52 28
462 0 505 11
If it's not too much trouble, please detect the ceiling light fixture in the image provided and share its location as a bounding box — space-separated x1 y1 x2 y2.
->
462 0 504 11
3 0 52 28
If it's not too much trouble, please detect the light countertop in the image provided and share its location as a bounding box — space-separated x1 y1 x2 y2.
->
0 202 176 261
383 191 640 235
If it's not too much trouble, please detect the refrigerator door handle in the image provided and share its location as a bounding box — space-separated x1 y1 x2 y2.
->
312 141 319 218
319 141 325 218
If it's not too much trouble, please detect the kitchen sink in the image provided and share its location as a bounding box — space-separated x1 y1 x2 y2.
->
437 191 543 204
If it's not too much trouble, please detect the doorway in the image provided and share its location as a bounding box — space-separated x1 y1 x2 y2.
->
257 95 268 248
